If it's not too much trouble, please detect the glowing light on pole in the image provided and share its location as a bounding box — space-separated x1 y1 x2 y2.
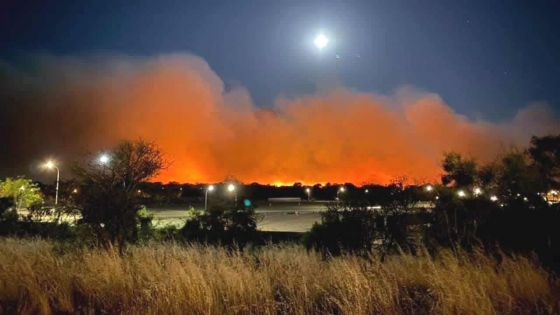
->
205 185 215 212
227 183 237 203
42 160 60 205
490 195 498 202
337 186 345 201
305 187 311 201
425 185 433 192
98 153 110 165
457 190 466 198
473 187 482 196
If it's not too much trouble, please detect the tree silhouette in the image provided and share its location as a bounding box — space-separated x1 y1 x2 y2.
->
74 140 164 250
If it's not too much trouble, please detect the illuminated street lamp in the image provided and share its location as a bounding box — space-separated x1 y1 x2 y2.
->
337 186 345 201
473 187 482 196
42 160 60 205
305 187 311 201
98 153 110 165
205 185 215 212
425 185 434 192
490 195 498 202
457 190 466 198
227 183 237 203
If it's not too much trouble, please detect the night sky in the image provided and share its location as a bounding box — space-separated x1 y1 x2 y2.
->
1 0 559 183
3 0 560 117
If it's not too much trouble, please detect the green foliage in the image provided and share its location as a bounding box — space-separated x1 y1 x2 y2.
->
0 177 43 210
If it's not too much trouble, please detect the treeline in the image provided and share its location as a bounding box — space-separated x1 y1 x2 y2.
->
0 135 559 269
307 135 560 269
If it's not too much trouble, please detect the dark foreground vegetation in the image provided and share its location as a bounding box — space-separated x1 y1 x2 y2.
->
0 135 559 314
1 239 557 315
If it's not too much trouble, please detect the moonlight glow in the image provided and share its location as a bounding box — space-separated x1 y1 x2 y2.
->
314 34 329 50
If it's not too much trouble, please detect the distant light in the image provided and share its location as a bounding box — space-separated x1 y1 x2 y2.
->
365 189 369 194
244 199 252 207
425 185 433 192
43 160 56 169
207 185 215 192
305 188 311 194
314 34 329 50
137 189 142 194
339 186 345 193
473 187 482 196
490 195 498 202
98 154 110 165
457 190 466 198
227 184 236 192
523 197 528 202
72 188 78 194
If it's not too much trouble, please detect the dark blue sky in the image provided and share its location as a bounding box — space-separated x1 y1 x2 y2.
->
2 0 559 120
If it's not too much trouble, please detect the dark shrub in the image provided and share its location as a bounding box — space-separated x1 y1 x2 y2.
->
304 204 377 256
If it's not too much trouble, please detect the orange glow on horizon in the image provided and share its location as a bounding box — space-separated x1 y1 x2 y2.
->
11 54 559 185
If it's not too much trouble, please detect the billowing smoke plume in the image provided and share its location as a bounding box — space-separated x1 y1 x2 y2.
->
1 54 558 184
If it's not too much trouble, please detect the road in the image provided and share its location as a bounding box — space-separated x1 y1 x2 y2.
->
149 201 331 232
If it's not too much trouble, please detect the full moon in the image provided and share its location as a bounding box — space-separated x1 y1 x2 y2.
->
314 34 329 50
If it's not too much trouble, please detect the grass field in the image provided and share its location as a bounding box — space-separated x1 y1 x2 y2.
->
0 238 558 314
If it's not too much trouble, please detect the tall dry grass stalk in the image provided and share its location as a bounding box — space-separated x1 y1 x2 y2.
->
0 238 557 314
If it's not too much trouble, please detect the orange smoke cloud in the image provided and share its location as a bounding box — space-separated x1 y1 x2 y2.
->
1 54 559 184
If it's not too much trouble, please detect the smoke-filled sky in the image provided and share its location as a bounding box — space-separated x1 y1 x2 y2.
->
1 1 559 184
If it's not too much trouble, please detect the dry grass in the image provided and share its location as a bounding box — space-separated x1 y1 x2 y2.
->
0 238 557 314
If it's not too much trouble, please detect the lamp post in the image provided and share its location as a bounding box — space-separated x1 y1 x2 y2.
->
17 186 25 210
305 187 311 201
473 187 482 197
98 153 110 165
337 186 345 201
227 183 237 203
205 185 215 212
43 160 60 206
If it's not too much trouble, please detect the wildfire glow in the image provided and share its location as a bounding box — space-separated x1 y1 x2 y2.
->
3 54 560 185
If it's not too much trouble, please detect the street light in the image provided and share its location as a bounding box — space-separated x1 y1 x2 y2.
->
490 195 498 202
337 186 345 201
305 187 311 201
42 160 60 206
205 185 215 212
425 185 434 192
473 187 482 196
227 183 237 203
98 153 110 165
457 190 466 198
